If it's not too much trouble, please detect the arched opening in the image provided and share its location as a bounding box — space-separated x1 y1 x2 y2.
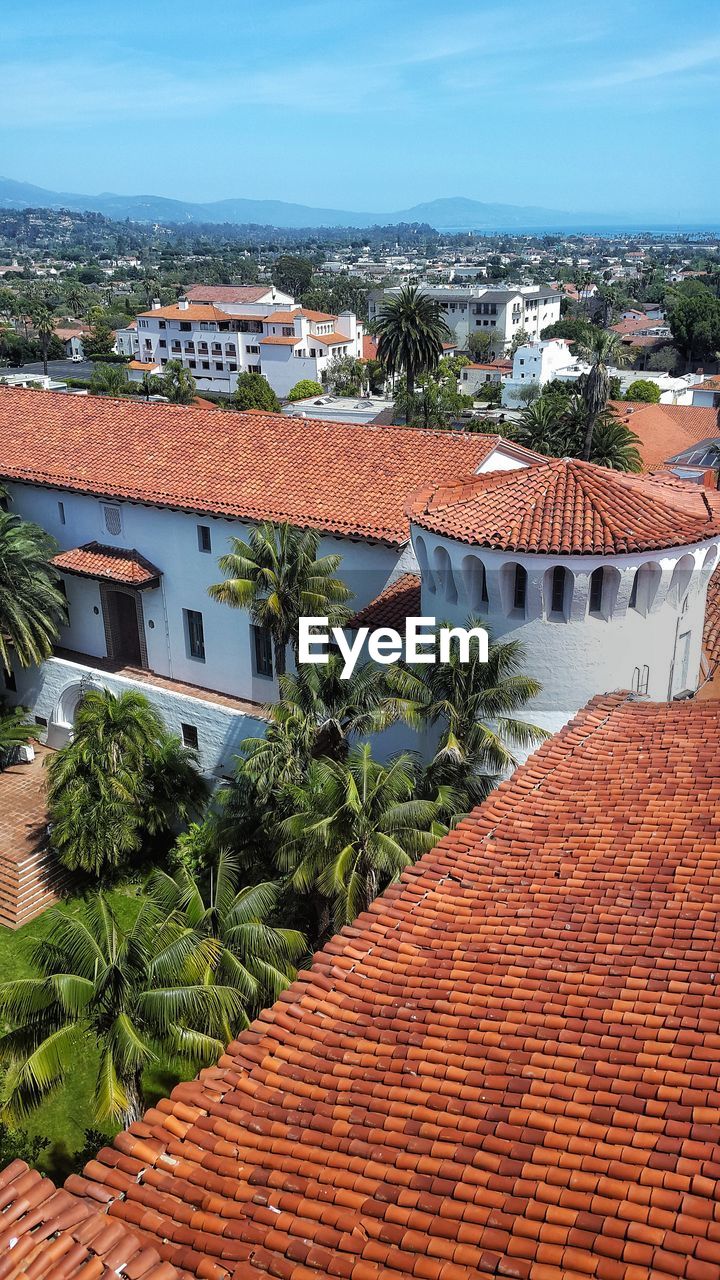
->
544 564 572 620
588 566 620 619
461 554 489 612
629 562 662 616
414 534 434 595
669 553 695 609
433 544 458 604
501 562 528 617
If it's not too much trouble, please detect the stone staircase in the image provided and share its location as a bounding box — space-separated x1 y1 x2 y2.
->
0 748 67 929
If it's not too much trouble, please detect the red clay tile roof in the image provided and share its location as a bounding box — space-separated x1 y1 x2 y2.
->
185 285 270 304
362 334 378 362
409 456 720 554
137 304 234 323
0 387 506 546
349 572 421 628
59 693 720 1280
311 332 352 346
265 308 337 324
610 402 720 471
0 1160 180 1279
703 563 720 673
52 542 162 587
258 334 299 345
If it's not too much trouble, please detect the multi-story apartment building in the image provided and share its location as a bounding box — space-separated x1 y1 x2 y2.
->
369 284 562 356
128 287 365 399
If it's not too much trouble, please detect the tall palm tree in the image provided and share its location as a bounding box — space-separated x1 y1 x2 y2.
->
89 363 128 397
376 284 451 401
64 285 87 319
0 507 67 675
387 622 546 814
239 656 397 797
574 329 629 460
585 412 643 472
0 894 244 1127
32 306 55 376
46 689 207 875
148 851 306 1021
515 398 567 456
278 744 438 932
209 521 352 676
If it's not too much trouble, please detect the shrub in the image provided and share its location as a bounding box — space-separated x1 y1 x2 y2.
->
287 379 324 402
625 379 661 403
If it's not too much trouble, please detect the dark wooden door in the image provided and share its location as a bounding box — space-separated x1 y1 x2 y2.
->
107 590 142 666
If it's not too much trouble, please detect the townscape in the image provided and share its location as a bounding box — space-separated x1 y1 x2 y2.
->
0 3 719 1279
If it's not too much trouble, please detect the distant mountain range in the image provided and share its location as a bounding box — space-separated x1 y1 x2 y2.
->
0 176 640 232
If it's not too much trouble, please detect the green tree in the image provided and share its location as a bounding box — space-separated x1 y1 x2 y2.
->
64 284 88 319
540 317 595 346
586 412 643 472
0 507 66 675
573 329 629 460
84 308 115 356
387 624 546 817
0 707 37 770
161 359 196 405
376 284 451 401
668 282 720 364
467 330 494 362
0 894 244 1127
32 306 54 376
515 398 568 456
509 327 532 357
148 851 306 1018
272 255 314 298
287 378 324 402
89 362 127 396
46 689 207 876
208 522 352 677
230 372 280 412
279 744 438 932
625 378 661 403
326 354 365 396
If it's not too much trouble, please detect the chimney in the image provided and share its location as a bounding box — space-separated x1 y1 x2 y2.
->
178 296 189 311
151 297 161 310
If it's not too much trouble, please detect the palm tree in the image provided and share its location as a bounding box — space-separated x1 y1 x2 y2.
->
32 306 54 376
139 370 161 400
376 284 451 402
515 398 568 456
387 622 546 815
89 363 128 397
574 329 629 460
0 707 37 770
46 689 207 875
0 893 244 1127
209 521 352 677
278 744 438 932
0 507 67 676
585 412 643 472
239 657 397 798
161 359 196 405
148 851 306 1021
64 285 87 319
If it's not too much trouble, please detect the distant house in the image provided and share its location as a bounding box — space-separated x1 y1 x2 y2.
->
461 359 512 395
53 323 87 360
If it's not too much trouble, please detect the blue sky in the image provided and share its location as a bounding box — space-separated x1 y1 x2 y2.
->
1 0 718 219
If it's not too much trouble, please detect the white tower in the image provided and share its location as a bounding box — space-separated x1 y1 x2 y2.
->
409 458 720 738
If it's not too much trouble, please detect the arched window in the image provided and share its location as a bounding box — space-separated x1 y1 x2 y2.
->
669 553 695 608
415 534 434 594
629 562 662 616
513 564 527 613
589 567 604 615
433 545 458 604
546 565 571 619
462 554 489 612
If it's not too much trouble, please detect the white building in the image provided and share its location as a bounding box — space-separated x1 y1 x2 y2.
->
460 361 512 397
369 285 562 355
409 459 720 739
128 295 365 400
0 386 535 776
501 339 574 405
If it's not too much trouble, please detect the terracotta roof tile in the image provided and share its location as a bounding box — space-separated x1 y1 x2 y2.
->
702 563 720 672
0 387 506 545
52 542 162 588
0 1161 181 1279
349 573 421 628
58 694 720 1280
137 304 236 323
185 285 270 304
409 456 720 554
610 403 720 471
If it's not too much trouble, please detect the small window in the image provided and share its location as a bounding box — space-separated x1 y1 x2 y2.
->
513 564 527 613
550 565 566 615
252 625 273 678
197 525 211 553
3 666 16 692
629 572 638 610
58 500 66 525
181 723 199 749
34 715 48 728
101 504 122 536
589 567 604 615
185 609 205 661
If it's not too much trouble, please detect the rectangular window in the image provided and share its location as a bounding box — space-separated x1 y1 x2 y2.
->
197 524 211 553
34 715 48 728
202 360 210 369
589 568 604 615
252 625 273 678
3 666 16 692
551 566 565 615
181 723 199 749
215 362 223 371
513 566 527 612
58 500 66 525
185 609 205 661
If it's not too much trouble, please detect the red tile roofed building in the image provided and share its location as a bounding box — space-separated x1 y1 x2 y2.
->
349 572 421 629
610 402 720 472
11 693 710 1280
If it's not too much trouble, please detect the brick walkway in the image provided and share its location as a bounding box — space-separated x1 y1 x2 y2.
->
0 747 65 928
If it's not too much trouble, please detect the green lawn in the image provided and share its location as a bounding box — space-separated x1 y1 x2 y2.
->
0 886 193 1181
